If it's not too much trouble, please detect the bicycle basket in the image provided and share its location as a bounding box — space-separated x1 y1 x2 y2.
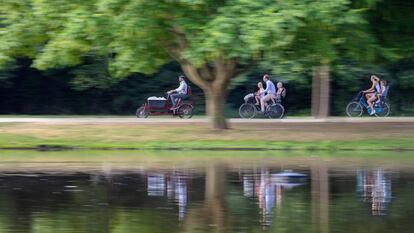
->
244 93 255 103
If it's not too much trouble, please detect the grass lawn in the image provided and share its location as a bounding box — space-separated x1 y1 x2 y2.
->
0 121 413 150
0 150 413 173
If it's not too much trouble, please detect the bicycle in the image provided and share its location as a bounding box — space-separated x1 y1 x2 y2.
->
239 94 285 119
136 87 193 119
346 91 390 117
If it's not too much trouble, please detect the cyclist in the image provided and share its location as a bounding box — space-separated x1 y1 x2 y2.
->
363 75 381 115
167 75 188 108
260 74 276 112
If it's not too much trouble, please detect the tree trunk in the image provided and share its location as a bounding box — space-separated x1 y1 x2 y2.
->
205 88 228 129
182 165 226 233
312 65 331 118
180 61 233 130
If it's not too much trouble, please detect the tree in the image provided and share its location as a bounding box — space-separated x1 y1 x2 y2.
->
264 0 385 118
0 0 369 128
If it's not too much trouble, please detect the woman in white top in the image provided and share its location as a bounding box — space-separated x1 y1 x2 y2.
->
363 75 381 115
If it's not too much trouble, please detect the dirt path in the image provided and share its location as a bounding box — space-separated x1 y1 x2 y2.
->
0 117 413 141
0 116 413 124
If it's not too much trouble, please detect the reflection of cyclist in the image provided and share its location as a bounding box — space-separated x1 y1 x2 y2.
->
363 75 381 115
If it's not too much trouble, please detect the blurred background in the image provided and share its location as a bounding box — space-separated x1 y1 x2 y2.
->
0 0 413 117
1 60 413 117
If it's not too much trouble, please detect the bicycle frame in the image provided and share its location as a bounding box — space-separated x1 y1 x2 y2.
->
143 93 192 116
357 93 384 114
358 96 370 109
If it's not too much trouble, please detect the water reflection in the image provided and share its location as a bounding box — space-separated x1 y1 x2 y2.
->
147 171 190 221
357 168 392 216
242 169 306 228
147 172 166 196
0 159 413 233
167 171 189 221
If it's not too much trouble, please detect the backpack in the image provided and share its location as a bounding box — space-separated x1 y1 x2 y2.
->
186 86 192 96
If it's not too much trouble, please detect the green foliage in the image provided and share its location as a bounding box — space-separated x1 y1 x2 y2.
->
0 0 376 78
397 70 414 88
0 0 412 119
368 0 414 61
70 55 119 90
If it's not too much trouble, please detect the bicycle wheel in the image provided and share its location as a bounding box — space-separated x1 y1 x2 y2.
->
346 102 363 117
267 104 285 119
239 103 256 119
178 104 193 119
375 102 390 117
136 106 149 118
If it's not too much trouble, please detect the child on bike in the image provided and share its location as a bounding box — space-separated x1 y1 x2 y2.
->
255 82 265 106
376 80 388 104
272 82 286 105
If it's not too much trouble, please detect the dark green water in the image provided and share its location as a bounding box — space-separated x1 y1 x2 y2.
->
0 152 413 233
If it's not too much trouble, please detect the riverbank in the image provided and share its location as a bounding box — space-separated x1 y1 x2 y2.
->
0 119 413 151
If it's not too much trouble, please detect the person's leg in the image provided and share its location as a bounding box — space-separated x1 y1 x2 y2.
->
367 95 377 114
170 93 179 107
173 93 187 108
365 92 374 102
176 93 186 106
255 95 260 105
261 94 271 112
271 94 276 105
376 95 382 104
366 93 371 104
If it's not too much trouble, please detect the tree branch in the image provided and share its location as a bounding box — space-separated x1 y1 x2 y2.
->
166 25 214 90
181 62 210 90
213 56 237 92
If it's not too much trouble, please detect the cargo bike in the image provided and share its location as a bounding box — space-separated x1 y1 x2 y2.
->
136 87 193 119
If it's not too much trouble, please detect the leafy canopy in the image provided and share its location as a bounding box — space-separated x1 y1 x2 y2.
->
1 0 370 77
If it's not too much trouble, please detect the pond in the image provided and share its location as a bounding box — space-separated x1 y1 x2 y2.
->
0 150 413 233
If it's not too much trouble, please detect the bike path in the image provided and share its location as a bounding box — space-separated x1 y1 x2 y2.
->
0 117 413 124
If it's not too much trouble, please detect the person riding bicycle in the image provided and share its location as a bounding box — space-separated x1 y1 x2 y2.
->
167 75 188 109
260 74 276 112
363 75 381 115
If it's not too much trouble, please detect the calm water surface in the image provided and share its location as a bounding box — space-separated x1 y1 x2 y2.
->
0 151 413 233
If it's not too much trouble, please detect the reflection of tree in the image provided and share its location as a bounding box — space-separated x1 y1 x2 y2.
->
0 191 33 233
0 174 117 233
357 168 392 216
311 164 329 233
183 165 227 233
